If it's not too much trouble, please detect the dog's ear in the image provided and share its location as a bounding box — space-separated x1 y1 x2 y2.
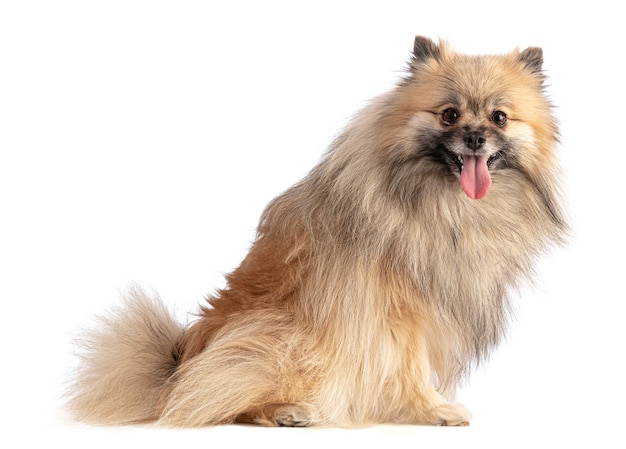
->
519 47 544 74
412 36 441 63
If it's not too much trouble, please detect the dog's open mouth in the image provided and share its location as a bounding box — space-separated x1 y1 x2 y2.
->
445 149 505 200
446 149 504 172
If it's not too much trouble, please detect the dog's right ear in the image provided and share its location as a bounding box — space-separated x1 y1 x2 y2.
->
412 36 441 63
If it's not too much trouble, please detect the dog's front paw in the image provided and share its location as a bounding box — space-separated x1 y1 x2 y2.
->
429 403 472 426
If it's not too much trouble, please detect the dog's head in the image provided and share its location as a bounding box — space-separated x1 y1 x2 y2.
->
382 36 557 201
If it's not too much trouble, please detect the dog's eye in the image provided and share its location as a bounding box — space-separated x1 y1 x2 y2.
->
491 110 507 127
442 108 460 125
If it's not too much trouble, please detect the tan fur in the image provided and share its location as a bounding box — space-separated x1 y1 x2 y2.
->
68 286 183 424
67 37 566 427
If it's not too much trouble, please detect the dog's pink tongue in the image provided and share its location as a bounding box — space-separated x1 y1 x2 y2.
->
460 155 491 199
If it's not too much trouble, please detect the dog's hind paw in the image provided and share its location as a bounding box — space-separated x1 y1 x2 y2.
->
272 404 312 427
236 403 314 427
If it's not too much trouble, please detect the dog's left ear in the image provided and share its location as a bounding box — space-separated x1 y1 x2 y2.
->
519 47 543 74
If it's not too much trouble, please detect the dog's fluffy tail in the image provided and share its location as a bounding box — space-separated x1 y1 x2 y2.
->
67 286 183 424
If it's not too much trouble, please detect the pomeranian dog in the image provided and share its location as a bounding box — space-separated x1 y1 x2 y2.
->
68 36 566 427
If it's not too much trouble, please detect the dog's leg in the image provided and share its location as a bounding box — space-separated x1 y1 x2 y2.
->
402 370 472 426
159 311 321 427
393 321 472 427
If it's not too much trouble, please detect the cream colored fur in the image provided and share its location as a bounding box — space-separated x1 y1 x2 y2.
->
68 287 182 424
67 37 566 428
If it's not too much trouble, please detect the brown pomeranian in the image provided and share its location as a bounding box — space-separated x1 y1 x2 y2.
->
68 36 566 427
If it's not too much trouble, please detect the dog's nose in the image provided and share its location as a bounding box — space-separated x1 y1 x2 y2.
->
463 132 486 151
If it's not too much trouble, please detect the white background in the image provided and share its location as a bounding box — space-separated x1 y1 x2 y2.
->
1 1 624 447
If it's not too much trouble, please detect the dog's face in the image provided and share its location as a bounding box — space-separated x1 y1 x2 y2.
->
421 99 515 199
382 37 557 202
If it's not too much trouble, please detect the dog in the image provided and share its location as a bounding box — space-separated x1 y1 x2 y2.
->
68 36 567 427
